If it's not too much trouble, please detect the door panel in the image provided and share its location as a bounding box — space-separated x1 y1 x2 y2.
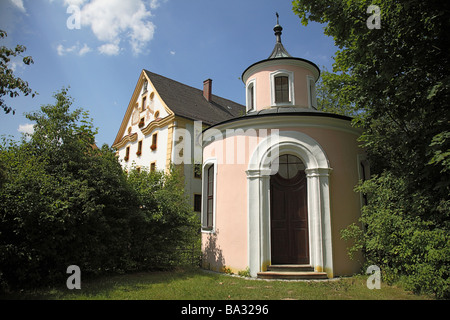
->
270 167 309 265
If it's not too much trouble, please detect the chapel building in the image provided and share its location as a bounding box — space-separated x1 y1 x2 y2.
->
200 17 367 279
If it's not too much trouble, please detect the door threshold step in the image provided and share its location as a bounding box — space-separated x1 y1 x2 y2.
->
257 271 328 280
267 264 314 272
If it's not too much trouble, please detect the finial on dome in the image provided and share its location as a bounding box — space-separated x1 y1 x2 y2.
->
268 12 291 59
273 12 283 43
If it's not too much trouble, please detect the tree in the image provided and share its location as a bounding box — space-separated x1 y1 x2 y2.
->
0 88 200 290
292 0 449 298
126 166 201 268
315 68 357 117
0 30 37 115
0 88 135 289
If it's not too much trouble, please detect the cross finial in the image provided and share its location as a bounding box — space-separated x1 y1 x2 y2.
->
276 12 279 25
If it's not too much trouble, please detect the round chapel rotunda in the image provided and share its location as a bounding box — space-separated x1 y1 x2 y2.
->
201 16 366 279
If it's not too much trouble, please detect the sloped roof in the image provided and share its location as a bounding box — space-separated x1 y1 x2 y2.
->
144 70 245 126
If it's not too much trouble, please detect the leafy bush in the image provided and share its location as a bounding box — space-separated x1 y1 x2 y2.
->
0 89 200 291
342 172 449 299
126 166 201 269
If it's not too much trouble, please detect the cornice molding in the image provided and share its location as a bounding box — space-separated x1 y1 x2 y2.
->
202 114 361 148
113 133 138 149
242 58 320 84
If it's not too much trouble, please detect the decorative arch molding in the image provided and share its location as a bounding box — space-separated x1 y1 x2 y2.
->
246 131 334 278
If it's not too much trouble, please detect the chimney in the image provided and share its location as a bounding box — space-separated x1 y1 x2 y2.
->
203 79 212 102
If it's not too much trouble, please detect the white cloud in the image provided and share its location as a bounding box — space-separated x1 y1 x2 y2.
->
170 50 176 56
77 0 158 55
63 0 87 6
98 42 120 56
10 0 26 13
56 42 91 56
78 43 91 55
18 123 34 136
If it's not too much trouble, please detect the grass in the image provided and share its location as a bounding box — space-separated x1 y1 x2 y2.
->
1 268 434 300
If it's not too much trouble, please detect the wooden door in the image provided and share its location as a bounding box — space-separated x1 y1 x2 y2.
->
270 155 309 264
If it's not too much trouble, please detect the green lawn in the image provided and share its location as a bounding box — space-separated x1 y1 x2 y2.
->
2 268 434 300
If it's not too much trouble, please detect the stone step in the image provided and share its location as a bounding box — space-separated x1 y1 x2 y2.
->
257 265 328 280
267 264 314 272
257 271 328 280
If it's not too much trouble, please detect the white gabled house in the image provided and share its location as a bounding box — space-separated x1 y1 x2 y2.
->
112 70 245 210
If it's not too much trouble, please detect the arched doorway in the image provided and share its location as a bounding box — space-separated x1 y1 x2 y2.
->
270 154 309 264
246 131 333 278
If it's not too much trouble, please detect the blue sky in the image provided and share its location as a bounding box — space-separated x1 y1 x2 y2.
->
0 0 338 147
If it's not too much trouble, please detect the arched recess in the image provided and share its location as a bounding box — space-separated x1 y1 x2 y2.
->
246 131 334 278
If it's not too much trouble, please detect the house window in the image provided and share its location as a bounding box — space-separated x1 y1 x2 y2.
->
142 96 147 112
202 160 217 231
151 133 157 151
206 165 214 229
194 194 202 212
154 110 160 119
270 70 294 106
275 76 289 103
139 117 145 128
136 140 142 156
246 79 256 112
125 146 130 162
150 162 156 172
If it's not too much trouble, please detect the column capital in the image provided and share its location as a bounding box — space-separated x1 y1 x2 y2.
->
305 167 332 178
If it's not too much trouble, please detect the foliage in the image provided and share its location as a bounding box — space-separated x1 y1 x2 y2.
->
293 0 449 298
0 89 199 291
342 173 449 298
0 30 37 115
315 68 357 117
126 166 201 269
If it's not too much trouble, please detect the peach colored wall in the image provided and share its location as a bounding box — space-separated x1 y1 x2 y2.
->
202 125 364 276
245 64 315 110
298 127 364 276
202 134 260 273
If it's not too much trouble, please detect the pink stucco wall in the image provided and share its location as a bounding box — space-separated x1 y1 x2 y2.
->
202 124 364 276
245 63 316 110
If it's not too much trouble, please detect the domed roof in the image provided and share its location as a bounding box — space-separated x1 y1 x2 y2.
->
241 13 320 83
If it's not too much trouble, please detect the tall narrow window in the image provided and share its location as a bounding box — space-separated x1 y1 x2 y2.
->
206 165 214 229
150 162 156 172
142 96 147 112
249 85 254 110
136 140 142 156
151 133 157 151
125 146 130 162
247 80 256 112
275 76 289 103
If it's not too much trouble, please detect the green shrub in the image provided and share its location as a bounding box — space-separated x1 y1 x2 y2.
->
0 89 200 291
342 172 449 299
